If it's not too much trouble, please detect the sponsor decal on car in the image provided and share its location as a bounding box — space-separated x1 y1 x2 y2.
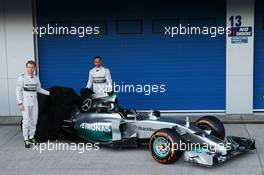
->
80 122 111 132
138 126 156 132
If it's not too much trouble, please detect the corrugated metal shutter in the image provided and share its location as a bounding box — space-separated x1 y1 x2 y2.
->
37 0 226 110
254 0 264 110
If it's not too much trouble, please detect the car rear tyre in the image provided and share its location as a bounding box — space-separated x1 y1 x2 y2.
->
149 128 183 164
194 116 225 140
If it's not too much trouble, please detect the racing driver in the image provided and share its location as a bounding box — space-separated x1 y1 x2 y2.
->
16 60 50 148
86 56 112 94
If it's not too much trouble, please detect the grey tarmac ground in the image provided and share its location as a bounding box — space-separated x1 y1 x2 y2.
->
0 116 263 175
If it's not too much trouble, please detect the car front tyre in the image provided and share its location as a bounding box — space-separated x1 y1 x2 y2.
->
149 128 183 164
194 116 225 140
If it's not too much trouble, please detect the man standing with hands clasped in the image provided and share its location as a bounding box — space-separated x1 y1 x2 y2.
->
86 56 113 94
16 60 50 148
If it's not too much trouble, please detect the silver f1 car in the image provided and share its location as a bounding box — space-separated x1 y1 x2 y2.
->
61 91 255 167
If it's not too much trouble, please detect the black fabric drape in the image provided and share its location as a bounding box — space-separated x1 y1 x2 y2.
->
35 86 81 142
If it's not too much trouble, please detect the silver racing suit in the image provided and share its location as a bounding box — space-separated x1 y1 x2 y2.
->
86 66 112 94
16 74 50 140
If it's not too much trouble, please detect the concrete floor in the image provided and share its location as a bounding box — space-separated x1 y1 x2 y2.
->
0 124 263 175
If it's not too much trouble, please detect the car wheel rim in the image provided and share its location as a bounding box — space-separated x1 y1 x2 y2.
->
153 136 171 158
198 124 214 134
198 124 210 130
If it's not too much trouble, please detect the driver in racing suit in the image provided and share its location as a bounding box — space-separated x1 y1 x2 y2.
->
86 56 112 95
16 60 50 148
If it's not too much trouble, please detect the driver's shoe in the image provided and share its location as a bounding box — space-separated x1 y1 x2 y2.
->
28 138 37 145
25 140 30 148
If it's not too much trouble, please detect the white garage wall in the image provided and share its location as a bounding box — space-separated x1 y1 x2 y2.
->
0 0 35 116
0 3 9 116
226 0 255 114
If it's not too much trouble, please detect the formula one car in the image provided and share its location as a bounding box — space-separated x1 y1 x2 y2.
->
59 90 256 167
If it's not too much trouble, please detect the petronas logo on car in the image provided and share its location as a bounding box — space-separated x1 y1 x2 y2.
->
80 122 111 132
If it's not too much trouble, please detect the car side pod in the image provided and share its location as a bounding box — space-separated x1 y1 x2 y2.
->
183 136 255 167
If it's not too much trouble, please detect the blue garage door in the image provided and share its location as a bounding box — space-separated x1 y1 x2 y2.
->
36 0 226 110
254 0 264 110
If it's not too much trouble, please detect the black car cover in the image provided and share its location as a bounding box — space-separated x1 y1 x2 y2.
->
35 86 81 142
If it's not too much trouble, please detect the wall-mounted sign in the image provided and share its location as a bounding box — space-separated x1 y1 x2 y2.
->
231 37 248 44
229 27 252 37
228 15 252 44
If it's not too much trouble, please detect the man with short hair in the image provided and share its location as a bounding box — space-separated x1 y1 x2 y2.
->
16 60 50 148
86 56 112 94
